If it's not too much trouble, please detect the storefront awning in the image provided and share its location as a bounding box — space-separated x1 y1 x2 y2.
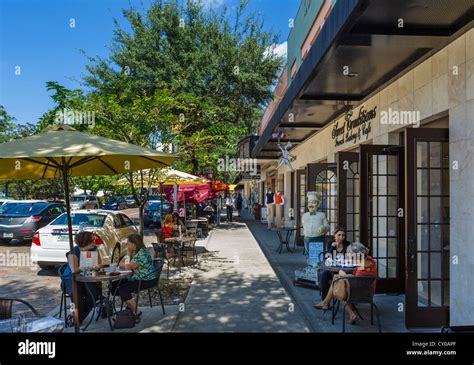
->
253 0 474 159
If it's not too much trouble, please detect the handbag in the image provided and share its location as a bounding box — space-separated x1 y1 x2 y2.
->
113 309 136 329
332 275 348 301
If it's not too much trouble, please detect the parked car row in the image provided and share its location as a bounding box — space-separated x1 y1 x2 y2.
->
0 201 66 243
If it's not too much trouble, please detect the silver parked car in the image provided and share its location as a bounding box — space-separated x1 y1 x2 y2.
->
70 195 100 210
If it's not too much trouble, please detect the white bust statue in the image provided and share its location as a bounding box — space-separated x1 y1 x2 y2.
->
302 192 329 238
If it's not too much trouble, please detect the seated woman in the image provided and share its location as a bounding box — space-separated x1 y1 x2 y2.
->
162 213 173 239
171 212 186 236
319 227 350 299
112 234 157 321
60 231 102 325
314 242 377 324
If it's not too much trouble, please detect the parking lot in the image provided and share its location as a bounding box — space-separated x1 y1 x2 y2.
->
0 207 144 315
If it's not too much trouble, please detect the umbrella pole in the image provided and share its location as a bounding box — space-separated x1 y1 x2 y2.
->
62 164 80 333
160 182 163 221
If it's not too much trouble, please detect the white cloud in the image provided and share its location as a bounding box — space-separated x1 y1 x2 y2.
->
264 41 288 60
273 41 288 59
199 0 225 8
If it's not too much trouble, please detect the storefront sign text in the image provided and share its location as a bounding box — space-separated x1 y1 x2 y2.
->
332 106 376 147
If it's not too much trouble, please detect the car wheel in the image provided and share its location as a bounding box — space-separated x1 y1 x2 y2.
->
38 263 54 270
111 243 121 264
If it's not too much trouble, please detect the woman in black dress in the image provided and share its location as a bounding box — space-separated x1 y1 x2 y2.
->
317 226 350 303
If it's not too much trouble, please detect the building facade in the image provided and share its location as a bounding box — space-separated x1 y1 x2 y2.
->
238 0 474 329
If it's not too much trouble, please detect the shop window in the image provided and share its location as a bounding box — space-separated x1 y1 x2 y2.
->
345 161 360 242
315 170 338 234
291 61 297 80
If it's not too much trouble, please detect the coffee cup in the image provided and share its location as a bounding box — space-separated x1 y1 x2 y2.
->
109 263 117 272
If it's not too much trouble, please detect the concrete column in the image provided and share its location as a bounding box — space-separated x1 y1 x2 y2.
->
448 29 473 326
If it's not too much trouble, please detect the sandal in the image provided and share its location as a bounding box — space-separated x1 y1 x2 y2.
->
314 303 329 310
133 311 142 324
350 316 360 325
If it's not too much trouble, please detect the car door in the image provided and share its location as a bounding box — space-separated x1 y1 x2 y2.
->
120 214 137 236
112 213 130 245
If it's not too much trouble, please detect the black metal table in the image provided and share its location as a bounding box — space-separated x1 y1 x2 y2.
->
77 270 132 331
316 263 359 274
271 227 297 254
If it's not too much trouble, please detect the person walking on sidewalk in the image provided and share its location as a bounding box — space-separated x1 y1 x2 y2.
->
265 187 275 229
235 192 243 217
225 193 235 222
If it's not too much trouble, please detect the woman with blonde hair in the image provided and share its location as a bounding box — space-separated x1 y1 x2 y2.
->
162 213 173 238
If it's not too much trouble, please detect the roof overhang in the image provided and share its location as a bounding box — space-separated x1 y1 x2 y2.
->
253 0 474 159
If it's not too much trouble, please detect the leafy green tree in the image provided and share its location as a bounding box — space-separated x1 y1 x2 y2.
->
71 175 118 196
83 0 283 177
6 179 66 200
36 81 86 132
0 105 15 142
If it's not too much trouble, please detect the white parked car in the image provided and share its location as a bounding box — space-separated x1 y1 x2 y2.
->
31 210 138 270
70 195 100 210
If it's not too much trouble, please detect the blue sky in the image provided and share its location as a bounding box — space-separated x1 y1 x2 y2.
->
0 0 299 125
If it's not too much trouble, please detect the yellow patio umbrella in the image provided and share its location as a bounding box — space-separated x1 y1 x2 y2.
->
115 168 209 215
0 124 177 332
115 168 208 186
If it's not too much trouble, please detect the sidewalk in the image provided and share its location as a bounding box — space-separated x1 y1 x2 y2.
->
170 217 311 332
243 210 415 333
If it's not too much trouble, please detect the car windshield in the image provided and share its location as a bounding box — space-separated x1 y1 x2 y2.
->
0 202 18 214
105 198 117 204
146 202 171 211
52 213 106 227
5 203 48 216
71 197 86 202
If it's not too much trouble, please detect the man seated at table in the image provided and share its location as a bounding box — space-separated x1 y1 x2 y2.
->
60 231 102 325
112 234 157 322
314 242 377 324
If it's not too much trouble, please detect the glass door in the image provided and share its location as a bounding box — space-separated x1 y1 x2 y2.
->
405 128 449 328
360 145 405 293
307 163 338 236
337 152 360 243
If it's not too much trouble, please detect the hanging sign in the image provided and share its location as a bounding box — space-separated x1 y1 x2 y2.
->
332 106 376 147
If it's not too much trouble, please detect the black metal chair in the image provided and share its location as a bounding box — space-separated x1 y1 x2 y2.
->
58 264 71 324
134 258 166 315
181 237 198 265
116 258 166 316
0 297 40 320
153 231 171 278
331 275 381 333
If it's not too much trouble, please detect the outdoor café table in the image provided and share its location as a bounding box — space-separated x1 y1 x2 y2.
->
0 315 64 333
76 270 132 332
316 262 359 274
164 236 195 270
271 227 297 254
